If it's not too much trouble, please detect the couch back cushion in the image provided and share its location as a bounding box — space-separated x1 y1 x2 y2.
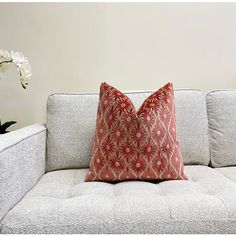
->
46 89 210 172
206 90 236 167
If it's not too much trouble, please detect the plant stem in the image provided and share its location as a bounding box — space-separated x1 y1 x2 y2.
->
0 59 13 65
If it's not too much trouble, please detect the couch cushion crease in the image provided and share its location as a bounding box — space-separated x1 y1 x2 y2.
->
1 165 236 234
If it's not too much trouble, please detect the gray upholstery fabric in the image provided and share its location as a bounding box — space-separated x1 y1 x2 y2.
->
173 90 210 165
207 90 236 167
216 166 236 183
47 90 210 171
0 124 46 222
1 166 236 234
46 93 98 171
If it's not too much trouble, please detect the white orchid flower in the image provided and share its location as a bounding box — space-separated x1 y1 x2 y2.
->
0 49 32 89
20 58 32 76
0 49 11 62
0 49 12 76
19 58 32 89
0 62 12 74
20 65 32 77
20 76 29 89
11 51 26 67
11 51 32 89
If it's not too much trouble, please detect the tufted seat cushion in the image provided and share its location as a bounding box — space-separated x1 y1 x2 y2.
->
215 166 236 183
1 166 236 234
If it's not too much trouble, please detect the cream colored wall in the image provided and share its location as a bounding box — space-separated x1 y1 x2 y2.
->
1 3 236 129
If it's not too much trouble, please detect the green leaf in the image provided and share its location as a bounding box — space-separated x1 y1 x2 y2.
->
0 121 17 133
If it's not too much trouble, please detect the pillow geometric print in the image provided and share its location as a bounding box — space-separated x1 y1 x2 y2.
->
85 82 187 182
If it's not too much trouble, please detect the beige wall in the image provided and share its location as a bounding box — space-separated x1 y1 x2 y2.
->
1 3 236 129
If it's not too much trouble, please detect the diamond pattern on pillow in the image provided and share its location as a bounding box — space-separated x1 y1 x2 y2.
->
85 82 187 182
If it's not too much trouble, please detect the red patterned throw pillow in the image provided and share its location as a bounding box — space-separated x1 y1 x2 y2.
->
85 82 187 182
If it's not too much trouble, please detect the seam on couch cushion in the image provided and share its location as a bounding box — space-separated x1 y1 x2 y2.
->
205 92 213 168
47 88 203 98
206 89 236 95
0 129 46 154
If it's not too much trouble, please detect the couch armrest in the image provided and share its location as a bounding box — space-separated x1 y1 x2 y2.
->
0 124 46 221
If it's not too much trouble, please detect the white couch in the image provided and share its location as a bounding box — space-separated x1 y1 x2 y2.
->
0 89 236 233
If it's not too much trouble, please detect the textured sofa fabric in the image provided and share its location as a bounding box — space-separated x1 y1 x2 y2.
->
174 90 210 165
216 166 236 182
0 124 46 222
207 90 236 167
1 89 236 234
47 89 210 172
1 166 236 234
47 93 98 171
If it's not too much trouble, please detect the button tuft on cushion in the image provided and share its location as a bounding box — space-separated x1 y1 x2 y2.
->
1 166 236 234
114 181 161 197
68 182 114 198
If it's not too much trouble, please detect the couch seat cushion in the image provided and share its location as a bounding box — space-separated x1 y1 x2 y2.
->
216 166 236 183
1 166 236 234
